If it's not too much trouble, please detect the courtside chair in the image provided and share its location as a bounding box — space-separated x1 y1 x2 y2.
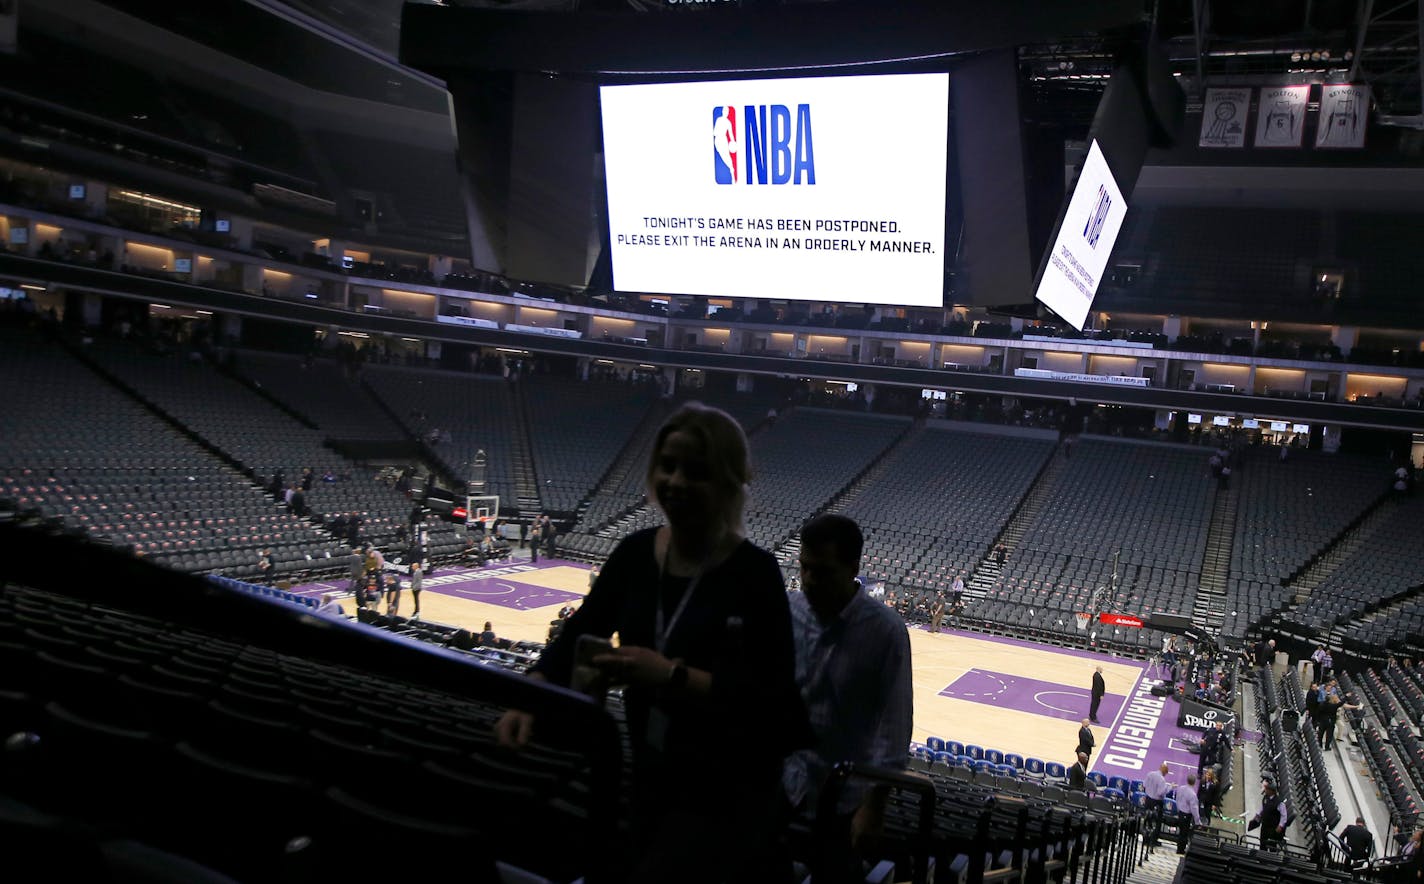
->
984 748 1004 765
1108 776 1131 793
1044 761 1067 782
1087 772 1108 789
926 736 945 752
931 751 956 770
1102 787 1127 804
1130 779 1146 794
1024 757 1046 778
972 760 995 775
995 764 1017 779
1004 753 1025 770
945 740 964 756
963 744 984 761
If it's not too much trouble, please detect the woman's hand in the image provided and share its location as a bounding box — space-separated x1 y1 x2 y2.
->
495 709 534 749
593 645 675 687
493 671 546 749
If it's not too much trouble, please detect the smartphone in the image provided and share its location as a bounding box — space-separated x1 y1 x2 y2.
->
572 635 614 699
575 634 614 667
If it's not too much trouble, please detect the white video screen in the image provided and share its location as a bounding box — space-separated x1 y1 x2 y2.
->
1033 139 1128 330
600 73 950 307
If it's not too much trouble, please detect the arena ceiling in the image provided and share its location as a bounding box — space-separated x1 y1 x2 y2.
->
231 0 1422 125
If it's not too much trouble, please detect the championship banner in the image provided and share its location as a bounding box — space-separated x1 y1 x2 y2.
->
1177 695 1237 732
1316 84 1370 149
1255 86 1309 148
1199 88 1250 148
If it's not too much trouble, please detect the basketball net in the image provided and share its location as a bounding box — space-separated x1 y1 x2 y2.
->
1074 612 1091 632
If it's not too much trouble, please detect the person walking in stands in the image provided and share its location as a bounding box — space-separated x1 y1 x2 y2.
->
257 548 274 584
1309 680 1333 749
1143 762 1175 846
1175 774 1201 855
1340 817 1373 868
409 561 423 619
1090 665 1106 723
1197 769 1221 826
1076 718 1096 761
1395 828 1422 879
1248 779 1288 850
496 402 807 884
1311 644 1329 684
784 514 913 884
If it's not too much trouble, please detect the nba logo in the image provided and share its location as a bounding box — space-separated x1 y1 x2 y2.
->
713 105 739 184
1083 184 1111 248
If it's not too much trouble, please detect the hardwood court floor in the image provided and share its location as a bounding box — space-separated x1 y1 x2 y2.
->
908 627 1144 767
355 562 1145 768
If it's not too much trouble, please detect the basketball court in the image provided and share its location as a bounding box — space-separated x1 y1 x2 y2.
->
290 558 1203 779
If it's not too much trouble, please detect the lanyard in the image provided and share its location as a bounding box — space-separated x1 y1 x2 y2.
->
654 560 703 654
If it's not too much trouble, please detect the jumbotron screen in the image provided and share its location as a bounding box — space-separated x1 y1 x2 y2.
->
599 73 950 306
1032 139 1128 330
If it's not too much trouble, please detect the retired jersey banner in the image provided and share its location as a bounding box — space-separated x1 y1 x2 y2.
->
1316 84 1370 149
1255 86 1309 148
1199 88 1250 148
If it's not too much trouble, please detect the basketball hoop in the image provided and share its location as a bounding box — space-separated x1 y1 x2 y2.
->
1075 612 1091 632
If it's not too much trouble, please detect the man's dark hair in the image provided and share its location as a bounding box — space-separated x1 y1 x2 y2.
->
801 514 863 568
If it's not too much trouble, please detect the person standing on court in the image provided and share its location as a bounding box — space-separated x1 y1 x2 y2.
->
495 403 806 884
1068 751 1094 792
929 592 946 633
1090 665 1106 723
409 561 423 619
784 514 913 884
1076 718 1095 761
1197 722 1221 779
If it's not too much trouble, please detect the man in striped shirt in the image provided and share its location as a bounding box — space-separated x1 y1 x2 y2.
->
785 514 915 884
